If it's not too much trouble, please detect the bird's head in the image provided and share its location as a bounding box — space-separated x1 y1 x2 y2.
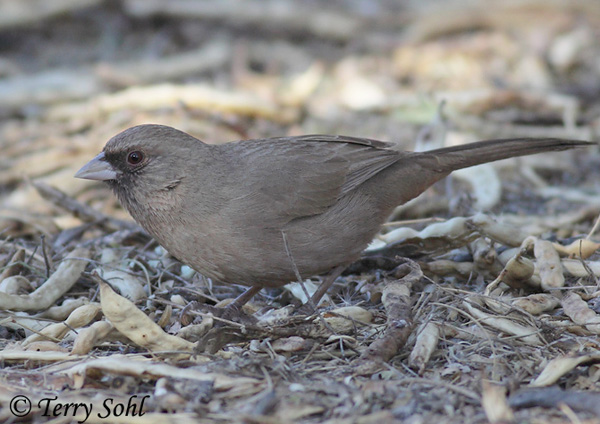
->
75 124 204 212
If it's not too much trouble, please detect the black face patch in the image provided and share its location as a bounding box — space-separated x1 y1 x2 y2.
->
104 149 147 175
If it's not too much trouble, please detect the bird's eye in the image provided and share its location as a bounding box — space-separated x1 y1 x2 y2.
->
127 151 144 165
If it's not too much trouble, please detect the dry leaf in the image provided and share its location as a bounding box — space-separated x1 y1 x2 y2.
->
531 355 600 387
533 239 564 290
512 294 559 315
99 278 194 356
562 292 600 334
408 321 440 374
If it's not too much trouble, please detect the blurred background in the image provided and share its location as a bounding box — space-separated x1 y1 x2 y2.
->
1 0 598 231
2 2 600 422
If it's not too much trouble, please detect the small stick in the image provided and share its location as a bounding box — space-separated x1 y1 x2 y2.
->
281 230 316 311
40 234 51 278
281 231 336 334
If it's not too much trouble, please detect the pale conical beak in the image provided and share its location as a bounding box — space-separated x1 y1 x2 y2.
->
74 152 118 181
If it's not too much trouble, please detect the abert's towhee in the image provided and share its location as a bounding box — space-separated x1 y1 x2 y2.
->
75 124 593 309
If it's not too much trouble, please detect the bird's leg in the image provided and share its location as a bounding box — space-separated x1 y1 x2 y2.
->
180 285 261 327
308 264 346 307
281 230 347 313
293 265 347 317
193 286 262 353
210 286 262 323
226 285 262 311
207 285 262 323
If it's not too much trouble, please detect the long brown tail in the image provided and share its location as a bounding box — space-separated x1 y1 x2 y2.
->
416 138 594 173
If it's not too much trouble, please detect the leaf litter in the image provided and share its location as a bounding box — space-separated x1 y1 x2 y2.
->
1 1 600 423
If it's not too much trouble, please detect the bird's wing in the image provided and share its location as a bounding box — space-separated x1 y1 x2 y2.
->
228 135 402 220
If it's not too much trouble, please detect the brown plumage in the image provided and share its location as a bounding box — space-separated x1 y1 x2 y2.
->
75 124 593 307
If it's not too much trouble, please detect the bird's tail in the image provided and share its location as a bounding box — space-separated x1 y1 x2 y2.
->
415 138 594 173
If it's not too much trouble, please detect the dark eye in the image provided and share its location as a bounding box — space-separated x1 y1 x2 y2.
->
127 151 144 165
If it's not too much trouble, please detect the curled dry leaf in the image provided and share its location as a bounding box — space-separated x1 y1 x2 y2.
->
408 321 440 374
512 294 559 315
21 323 62 345
370 213 533 255
320 306 373 334
481 381 514 424
533 239 564 290
64 303 102 327
553 238 600 259
463 300 542 346
170 294 187 306
497 247 519 265
562 259 600 277
506 255 537 288
0 348 76 362
3 314 48 333
324 334 359 349
285 280 324 304
25 341 69 353
371 216 474 250
481 295 512 315
98 278 194 355
469 213 529 247
530 354 600 387
270 336 314 353
94 268 147 302
497 252 539 291
37 298 89 321
157 304 172 328
62 355 257 392
0 247 90 312
23 303 101 346
520 235 536 251
421 259 475 277
177 319 213 341
561 292 600 334
257 305 294 326
470 237 498 267
71 321 114 355
0 275 33 295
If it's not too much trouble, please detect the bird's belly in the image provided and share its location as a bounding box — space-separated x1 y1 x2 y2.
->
149 193 386 288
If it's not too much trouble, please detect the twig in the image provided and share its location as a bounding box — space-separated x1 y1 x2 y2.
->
31 180 139 232
281 230 315 310
281 230 336 334
509 387 600 416
357 260 421 372
40 234 51 278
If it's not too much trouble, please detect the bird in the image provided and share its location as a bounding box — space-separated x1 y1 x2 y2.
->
75 124 593 311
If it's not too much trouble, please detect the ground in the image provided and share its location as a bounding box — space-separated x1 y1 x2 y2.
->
1 1 600 423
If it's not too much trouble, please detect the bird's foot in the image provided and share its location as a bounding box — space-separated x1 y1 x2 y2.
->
180 300 258 328
184 303 258 354
203 303 258 325
294 302 318 316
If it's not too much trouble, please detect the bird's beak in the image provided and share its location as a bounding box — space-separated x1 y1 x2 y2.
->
74 152 118 181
